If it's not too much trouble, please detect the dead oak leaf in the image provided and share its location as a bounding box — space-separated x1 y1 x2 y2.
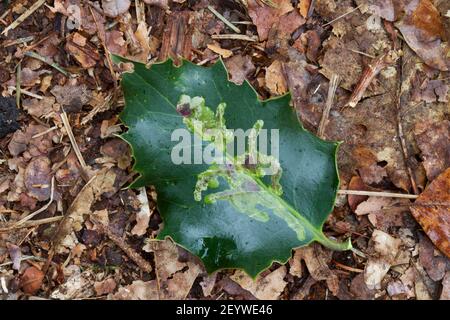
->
411 168 450 258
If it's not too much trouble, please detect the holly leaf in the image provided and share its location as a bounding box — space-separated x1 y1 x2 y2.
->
115 57 351 277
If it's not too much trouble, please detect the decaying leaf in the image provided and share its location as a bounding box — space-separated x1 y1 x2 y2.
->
411 168 450 258
265 60 288 95
247 0 294 41
230 266 287 300
414 120 450 181
224 54 256 85
118 239 203 300
20 266 44 295
364 230 401 289
396 0 449 71
52 168 117 251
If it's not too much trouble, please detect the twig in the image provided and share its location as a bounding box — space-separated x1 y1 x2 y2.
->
348 48 376 59
395 46 419 195
8 86 44 100
1 0 47 36
333 260 363 273
318 74 339 138
211 34 258 42
24 51 71 77
337 189 418 199
4 36 35 47
0 255 45 268
60 110 87 170
16 62 21 108
346 51 398 108
94 221 152 273
31 126 58 138
322 4 362 27
208 6 241 34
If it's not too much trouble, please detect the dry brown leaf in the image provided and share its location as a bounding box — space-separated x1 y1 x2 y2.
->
24 156 52 201
418 235 448 282
410 168 450 258
131 187 152 236
247 0 294 41
207 43 233 58
414 120 450 181
94 278 117 296
230 266 287 300
22 97 56 118
265 60 288 95
106 30 127 56
141 239 202 299
396 0 449 71
20 266 44 295
52 168 117 251
111 280 159 299
298 0 312 17
364 230 401 289
224 54 255 85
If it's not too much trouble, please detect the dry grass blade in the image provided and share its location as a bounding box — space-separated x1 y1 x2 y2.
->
338 189 418 199
60 110 88 170
208 6 241 34
318 74 339 138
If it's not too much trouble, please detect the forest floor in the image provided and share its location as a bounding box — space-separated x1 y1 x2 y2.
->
0 0 449 300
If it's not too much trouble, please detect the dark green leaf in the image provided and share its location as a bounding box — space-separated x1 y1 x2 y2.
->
115 57 351 277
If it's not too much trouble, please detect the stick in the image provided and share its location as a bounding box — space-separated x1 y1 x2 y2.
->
208 6 241 34
1 0 47 36
346 51 398 108
337 189 418 199
211 34 258 42
318 74 339 138
322 4 362 27
94 221 152 273
60 110 87 170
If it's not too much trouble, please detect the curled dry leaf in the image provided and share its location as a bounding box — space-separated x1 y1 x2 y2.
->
102 0 131 18
396 0 449 71
411 168 450 258
230 266 287 300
